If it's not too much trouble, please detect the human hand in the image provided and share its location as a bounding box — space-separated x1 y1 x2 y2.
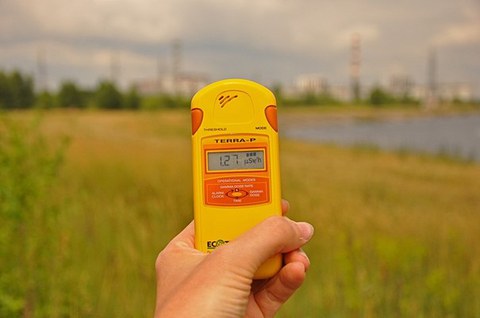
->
154 200 314 318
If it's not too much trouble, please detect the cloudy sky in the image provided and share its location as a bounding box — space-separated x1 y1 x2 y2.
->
1 0 479 95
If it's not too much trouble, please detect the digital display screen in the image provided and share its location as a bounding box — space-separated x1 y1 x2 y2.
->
208 150 265 171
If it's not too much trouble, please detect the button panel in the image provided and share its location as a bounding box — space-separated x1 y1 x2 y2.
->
205 176 269 206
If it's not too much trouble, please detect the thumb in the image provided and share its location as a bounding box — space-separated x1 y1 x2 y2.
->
220 216 314 275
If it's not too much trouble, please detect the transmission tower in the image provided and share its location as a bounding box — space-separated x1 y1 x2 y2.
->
157 55 165 92
36 48 48 92
172 39 182 94
425 48 438 108
110 52 120 84
350 33 361 102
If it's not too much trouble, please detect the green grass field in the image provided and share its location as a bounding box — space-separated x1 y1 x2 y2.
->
1 109 479 317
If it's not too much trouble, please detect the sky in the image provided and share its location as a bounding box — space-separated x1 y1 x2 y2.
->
1 0 479 96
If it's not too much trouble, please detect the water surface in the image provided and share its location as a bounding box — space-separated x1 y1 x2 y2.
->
283 113 480 161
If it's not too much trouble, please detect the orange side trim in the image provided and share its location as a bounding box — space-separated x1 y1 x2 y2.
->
191 108 204 135
264 105 278 132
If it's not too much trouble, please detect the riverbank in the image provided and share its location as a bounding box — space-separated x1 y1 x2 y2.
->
279 103 480 128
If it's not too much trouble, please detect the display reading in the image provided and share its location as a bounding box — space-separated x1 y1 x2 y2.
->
208 150 265 171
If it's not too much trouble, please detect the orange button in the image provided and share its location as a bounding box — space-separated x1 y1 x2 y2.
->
227 189 248 198
265 105 278 132
191 108 203 135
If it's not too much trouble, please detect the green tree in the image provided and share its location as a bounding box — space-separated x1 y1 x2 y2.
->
0 71 12 109
95 81 122 109
10 71 34 109
0 70 34 109
36 90 56 109
271 83 284 105
58 80 84 108
123 86 141 109
368 86 396 106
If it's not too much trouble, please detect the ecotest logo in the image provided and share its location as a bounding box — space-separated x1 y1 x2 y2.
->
207 239 230 249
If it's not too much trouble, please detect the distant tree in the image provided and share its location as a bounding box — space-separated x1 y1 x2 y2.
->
398 94 420 106
151 94 188 108
303 92 318 106
292 91 341 106
0 70 34 109
139 93 188 109
160 94 177 108
58 80 85 108
368 86 396 106
0 70 11 109
36 90 55 109
271 82 284 105
123 86 141 109
95 81 122 109
10 71 35 108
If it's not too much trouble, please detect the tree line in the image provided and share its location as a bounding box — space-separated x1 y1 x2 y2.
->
0 69 191 110
1 68 435 110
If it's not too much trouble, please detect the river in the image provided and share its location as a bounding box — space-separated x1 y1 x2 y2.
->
283 113 480 162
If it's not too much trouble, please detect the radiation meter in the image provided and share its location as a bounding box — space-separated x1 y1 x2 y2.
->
191 78 282 279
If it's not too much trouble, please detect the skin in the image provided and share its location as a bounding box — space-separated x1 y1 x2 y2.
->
154 200 314 318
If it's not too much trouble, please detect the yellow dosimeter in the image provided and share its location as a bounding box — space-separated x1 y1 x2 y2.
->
191 79 282 279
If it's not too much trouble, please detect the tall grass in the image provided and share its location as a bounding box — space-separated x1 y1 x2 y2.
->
279 141 480 317
0 114 67 317
1 109 479 317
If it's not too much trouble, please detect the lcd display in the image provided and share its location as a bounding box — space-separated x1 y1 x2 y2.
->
208 150 265 171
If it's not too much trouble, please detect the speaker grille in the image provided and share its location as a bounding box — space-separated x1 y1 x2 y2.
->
218 94 238 108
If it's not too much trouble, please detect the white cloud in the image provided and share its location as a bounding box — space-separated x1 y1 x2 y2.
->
11 0 179 42
431 3 480 46
432 21 480 47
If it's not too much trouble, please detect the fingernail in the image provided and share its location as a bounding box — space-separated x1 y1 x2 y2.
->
298 249 311 271
299 249 310 262
297 222 314 241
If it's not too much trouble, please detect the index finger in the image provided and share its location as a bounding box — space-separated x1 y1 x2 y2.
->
281 199 290 216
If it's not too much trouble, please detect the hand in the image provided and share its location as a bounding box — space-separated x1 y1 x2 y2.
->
154 200 314 318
